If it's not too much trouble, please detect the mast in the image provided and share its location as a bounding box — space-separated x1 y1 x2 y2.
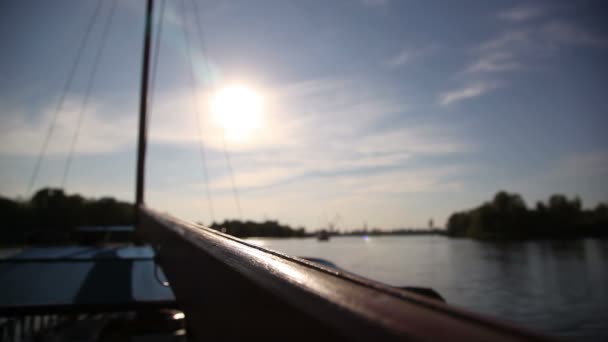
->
135 0 154 231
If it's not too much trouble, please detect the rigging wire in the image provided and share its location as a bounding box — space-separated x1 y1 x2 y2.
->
148 0 167 120
179 0 215 223
61 0 117 189
190 0 242 219
220 134 242 218
25 0 105 197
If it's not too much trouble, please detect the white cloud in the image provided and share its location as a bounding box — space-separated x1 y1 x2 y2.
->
0 97 135 156
1 73 448 214
439 82 498 106
478 20 608 54
346 166 467 195
498 5 544 21
141 76 475 205
186 162 471 227
477 29 532 53
387 45 437 68
356 125 472 156
205 120 472 194
2 75 475 228
476 21 607 60
211 167 296 191
467 30 536 76
464 52 520 74
460 18 608 88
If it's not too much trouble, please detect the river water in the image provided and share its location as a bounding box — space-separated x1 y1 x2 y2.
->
248 236 608 341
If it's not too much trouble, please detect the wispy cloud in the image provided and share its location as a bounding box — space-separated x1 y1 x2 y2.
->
498 5 544 22
477 29 531 53
464 51 520 74
194 161 472 226
439 82 498 106
0 97 135 156
480 22 608 54
465 30 534 77
3 75 474 227
151 76 473 195
455 15 608 105
473 21 608 68
210 121 472 192
387 45 437 68
541 20 608 48
348 166 468 195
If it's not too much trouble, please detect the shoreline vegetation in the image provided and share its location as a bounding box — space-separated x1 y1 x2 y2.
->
447 191 608 239
0 188 134 246
209 219 444 239
0 188 606 246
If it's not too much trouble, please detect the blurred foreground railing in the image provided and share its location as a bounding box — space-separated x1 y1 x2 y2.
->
0 310 186 342
1 313 85 342
139 206 553 341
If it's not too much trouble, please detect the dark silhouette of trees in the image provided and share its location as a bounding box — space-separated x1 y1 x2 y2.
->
209 220 306 238
447 191 607 239
0 188 134 246
0 188 305 244
3 188 605 244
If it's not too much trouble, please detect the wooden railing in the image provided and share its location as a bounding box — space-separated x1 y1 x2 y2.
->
138 206 551 341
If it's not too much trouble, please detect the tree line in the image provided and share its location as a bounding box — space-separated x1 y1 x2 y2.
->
447 191 608 239
0 188 134 245
2 188 607 245
209 220 306 238
0 188 308 245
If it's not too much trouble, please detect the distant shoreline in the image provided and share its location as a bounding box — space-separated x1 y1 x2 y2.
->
2 188 606 246
447 191 608 240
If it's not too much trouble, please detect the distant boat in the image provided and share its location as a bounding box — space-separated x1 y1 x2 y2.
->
317 230 330 241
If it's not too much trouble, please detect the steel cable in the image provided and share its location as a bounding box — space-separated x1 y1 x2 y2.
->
25 0 105 196
61 0 117 189
179 0 216 223
190 0 242 219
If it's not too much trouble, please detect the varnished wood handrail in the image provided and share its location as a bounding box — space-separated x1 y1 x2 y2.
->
138 206 551 341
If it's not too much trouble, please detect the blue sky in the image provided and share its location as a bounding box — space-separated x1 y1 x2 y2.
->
1 0 607 229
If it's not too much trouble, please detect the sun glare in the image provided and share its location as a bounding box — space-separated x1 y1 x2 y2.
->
211 85 263 141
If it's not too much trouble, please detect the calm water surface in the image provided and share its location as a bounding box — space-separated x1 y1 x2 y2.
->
248 236 608 341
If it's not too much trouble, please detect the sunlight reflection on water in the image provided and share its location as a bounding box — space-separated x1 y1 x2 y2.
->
247 236 608 341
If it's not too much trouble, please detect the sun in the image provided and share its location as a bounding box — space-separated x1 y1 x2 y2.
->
211 85 263 141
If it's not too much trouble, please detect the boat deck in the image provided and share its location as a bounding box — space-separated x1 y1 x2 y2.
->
0 245 183 341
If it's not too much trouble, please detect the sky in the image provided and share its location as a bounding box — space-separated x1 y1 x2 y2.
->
1 0 607 230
